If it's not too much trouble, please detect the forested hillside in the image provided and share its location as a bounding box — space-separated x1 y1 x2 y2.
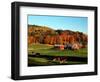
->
28 25 87 48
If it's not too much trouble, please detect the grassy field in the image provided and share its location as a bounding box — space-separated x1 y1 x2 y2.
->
28 44 87 66
28 57 87 66
28 44 87 57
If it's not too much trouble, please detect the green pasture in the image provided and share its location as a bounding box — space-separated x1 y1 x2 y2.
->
28 44 87 66
28 57 87 66
28 44 87 57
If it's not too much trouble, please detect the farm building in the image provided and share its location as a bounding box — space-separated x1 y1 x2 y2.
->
54 44 64 50
65 43 83 50
54 43 84 50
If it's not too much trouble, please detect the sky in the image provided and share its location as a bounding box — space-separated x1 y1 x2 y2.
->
28 15 88 33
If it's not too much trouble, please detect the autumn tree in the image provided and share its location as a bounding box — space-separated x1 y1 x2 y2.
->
44 35 50 44
28 36 36 44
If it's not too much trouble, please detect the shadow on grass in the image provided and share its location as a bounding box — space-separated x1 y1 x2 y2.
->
28 55 87 66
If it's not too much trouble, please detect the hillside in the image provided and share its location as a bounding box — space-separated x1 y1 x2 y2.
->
28 25 88 47
28 25 56 35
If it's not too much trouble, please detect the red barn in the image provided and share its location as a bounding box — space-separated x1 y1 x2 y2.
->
54 44 64 50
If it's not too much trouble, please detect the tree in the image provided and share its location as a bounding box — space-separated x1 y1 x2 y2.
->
69 35 75 44
44 36 50 44
28 36 35 44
